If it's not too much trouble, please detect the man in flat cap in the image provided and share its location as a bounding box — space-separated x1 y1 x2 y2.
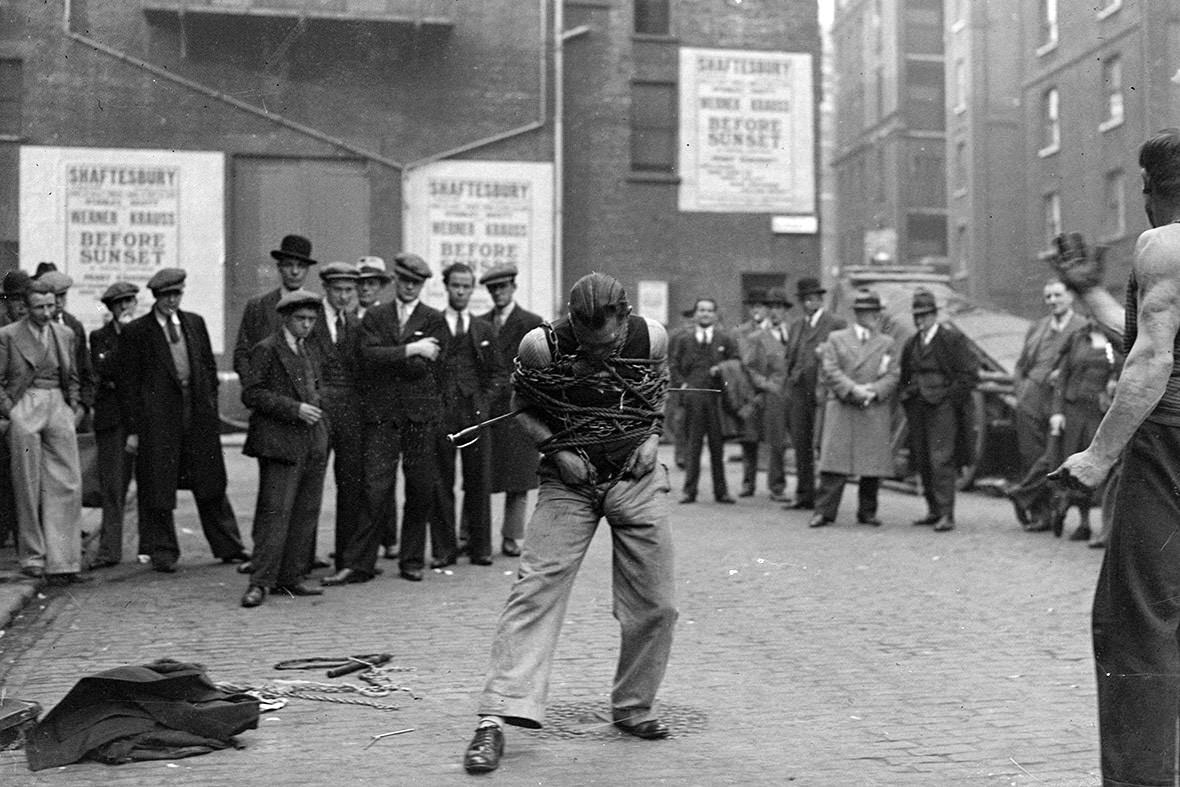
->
476 263 543 557
357 252 449 582
0 279 85 583
810 289 899 528
120 269 249 572
899 289 980 532
310 263 371 587
233 234 317 381
240 289 330 607
0 270 31 549
784 277 846 510
36 268 94 424
738 287 790 501
89 282 140 568
356 256 392 320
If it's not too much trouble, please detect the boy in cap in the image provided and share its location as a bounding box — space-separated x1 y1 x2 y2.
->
89 282 140 568
233 234 317 380
121 269 249 572
358 252 449 581
356 256 392 318
240 289 329 607
476 263 543 556
899 289 979 532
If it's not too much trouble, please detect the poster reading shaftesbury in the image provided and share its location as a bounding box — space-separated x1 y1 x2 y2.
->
678 48 815 215
19 146 226 351
403 160 554 320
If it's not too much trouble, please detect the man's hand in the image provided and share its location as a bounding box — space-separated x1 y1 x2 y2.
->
1052 232 1106 294
623 434 660 479
1048 413 1065 434
73 405 85 428
552 450 594 486
297 403 324 425
407 337 440 361
125 434 138 455
1048 449 1114 491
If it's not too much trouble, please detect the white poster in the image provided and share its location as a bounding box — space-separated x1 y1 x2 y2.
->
678 48 815 215
403 161 554 319
637 280 668 326
20 146 226 351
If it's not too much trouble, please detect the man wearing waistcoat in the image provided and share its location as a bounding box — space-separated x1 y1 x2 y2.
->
784 277 846 509
899 289 980 532
121 269 248 573
0 280 84 584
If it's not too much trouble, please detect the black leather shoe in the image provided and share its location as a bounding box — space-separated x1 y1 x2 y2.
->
808 514 832 528
236 560 254 574
90 557 119 570
614 718 670 739
501 539 521 557
912 514 940 526
430 555 457 569
1023 518 1050 533
152 560 177 573
715 495 736 504
399 567 424 582
471 556 494 566
768 492 789 503
1069 525 1093 542
310 557 331 570
678 494 696 504
321 568 371 586
19 565 45 579
738 486 755 498
275 582 324 597
47 573 92 586
220 551 251 564
787 500 815 510
1010 498 1031 526
463 724 504 774
933 517 956 532
857 515 882 526
241 586 267 608
382 546 399 560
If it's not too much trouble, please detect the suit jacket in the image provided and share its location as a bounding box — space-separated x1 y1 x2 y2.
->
60 311 94 409
358 300 449 424
1014 312 1087 389
120 309 226 509
900 324 980 469
0 319 80 417
233 288 282 379
817 327 899 477
441 315 505 420
476 303 544 491
476 303 544 416
306 308 361 389
89 320 129 432
242 331 325 464
785 310 846 395
670 326 740 389
738 327 787 441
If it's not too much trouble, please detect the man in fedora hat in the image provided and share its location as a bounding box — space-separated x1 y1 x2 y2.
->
476 262 543 557
0 270 31 327
809 289 899 528
240 289 330 607
784 277 846 509
0 279 86 584
899 289 980 532
357 252 449 582
121 269 249 573
737 287 769 338
233 234 318 381
737 287 790 500
356 256 392 320
89 281 140 568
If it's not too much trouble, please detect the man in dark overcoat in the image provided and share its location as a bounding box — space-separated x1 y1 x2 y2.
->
899 289 980 532
670 297 739 504
120 268 248 573
358 252 449 582
437 263 506 567
0 270 30 550
232 234 317 380
476 263 543 557
89 281 139 568
240 290 329 608
783 277 846 509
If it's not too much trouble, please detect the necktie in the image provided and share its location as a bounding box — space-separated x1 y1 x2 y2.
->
296 338 305 357
455 314 466 339
38 326 48 348
494 310 504 330
335 313 344 343
166 319 179 344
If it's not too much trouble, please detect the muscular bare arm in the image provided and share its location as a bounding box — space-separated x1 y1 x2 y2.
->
1053 228 1180 486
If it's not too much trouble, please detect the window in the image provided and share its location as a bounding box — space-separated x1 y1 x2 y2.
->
1101 55 1124 130
906 213 948 261
1039 87 1059 156
634 0 669 36
630 82 676 174
0 60 21 137
1103 170 1126 239
904 0 944 55
1038 0 1058 53
1043 192 1062 249
908 148 946 207
905 61 945 131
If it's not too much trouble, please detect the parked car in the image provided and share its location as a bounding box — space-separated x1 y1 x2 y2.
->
829 265 1030 486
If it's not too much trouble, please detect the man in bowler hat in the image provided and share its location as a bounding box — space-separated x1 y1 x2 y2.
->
121 269 249 572
784 277 846 509
233 234 318 380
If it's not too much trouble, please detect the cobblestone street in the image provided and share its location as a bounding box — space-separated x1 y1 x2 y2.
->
0 445 1102 785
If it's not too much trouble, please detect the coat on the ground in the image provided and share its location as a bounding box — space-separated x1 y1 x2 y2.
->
817 326 900 477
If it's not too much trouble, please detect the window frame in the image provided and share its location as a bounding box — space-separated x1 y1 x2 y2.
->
1038 86 1060 158
629 80 678 175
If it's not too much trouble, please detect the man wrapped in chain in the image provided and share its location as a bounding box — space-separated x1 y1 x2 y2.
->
463 272 678 774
